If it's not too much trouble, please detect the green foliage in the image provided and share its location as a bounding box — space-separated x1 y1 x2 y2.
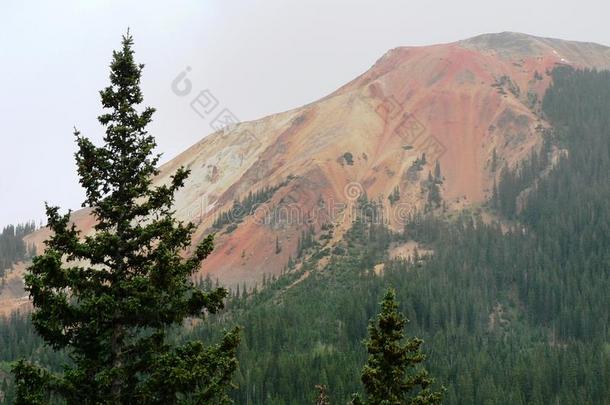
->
492 75 520 97
490 148 498 173
184 67 608 404
212 184 284 230
12 32 239 404
2 67 610 405
12 360 57 405
527 91 539 110
411 154 427 171
433 161 442 183
296 225 318 258
0 222 36 277
424 172 441 211
352 289 443 405
388 186 400 205
343 152 355 166
492 137 550 218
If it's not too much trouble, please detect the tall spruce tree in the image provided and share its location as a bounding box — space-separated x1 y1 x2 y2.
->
352 289 443 405
434 161 441 182
12 32 240 404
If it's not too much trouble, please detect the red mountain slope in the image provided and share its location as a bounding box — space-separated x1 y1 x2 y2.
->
20 32 610 289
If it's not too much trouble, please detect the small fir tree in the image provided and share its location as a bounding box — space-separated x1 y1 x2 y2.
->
434 161 442 183
352 289 443 405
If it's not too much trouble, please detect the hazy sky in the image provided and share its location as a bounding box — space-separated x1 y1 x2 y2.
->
1 0 609 228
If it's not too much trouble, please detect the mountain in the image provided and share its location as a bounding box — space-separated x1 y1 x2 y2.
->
3 33 610 404
21 32 610 288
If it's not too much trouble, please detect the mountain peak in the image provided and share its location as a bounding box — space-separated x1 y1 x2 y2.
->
459 32 610 67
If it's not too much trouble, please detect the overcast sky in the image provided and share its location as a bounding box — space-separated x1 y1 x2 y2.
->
1 0 609 229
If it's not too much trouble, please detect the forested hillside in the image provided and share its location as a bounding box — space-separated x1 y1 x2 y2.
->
190 67 610 404
0 222 36 278
1 68 609 404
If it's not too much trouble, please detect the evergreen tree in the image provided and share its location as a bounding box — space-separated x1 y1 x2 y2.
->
434 161 442 182
426 183 441 211
352 289 443 405
388 186 400 206
491 148 498 173
12 32 240 404
491 180 499 209
0 222 36 277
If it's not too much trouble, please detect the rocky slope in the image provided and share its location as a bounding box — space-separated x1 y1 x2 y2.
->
19 32 610 289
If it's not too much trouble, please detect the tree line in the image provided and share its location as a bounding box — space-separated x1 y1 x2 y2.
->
0 222 36 278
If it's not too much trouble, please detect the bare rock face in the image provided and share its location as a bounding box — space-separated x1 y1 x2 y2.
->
20 33 610 290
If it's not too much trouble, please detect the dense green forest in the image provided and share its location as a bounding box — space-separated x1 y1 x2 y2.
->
0 222 36 278
1 67 609 404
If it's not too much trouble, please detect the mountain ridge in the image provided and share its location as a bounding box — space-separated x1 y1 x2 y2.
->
14 32 610 292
